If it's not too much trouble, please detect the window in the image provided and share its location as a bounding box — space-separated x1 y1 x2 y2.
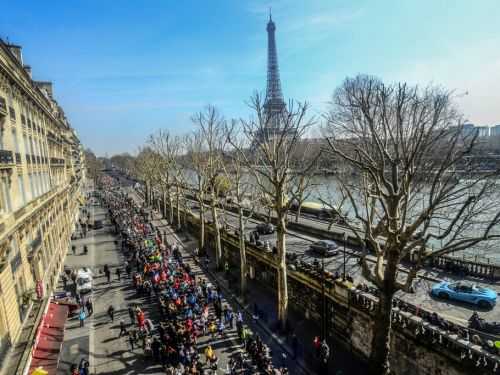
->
18 175 26 206
28 173 35 200
1 177 12 213
11 129 19 154
23 134 28 154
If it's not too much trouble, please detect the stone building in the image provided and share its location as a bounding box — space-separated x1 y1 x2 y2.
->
0 39 83 365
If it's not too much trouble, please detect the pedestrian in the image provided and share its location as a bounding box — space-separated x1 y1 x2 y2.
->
125 263 131 277
128 333 135 350
217 320 225 337
86 298 93 316
119 320 127 337
105 269 111 283
128 306 135 325
78 358 89 375
62 274 68 289
108 305 115 322
204 345 214 365
79 309 86 327
292 333 298 359
115 267 121 281
227 309 234 330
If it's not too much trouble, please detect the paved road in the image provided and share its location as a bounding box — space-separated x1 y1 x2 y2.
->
187 198 500 325
112 172 500 326
57 201 166 374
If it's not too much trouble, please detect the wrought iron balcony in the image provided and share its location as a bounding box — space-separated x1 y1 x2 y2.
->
0 150 14 167
0 97 7 117
50 157 65 166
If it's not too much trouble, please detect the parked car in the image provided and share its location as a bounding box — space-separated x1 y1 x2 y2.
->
256 223 275 235
431 281 497 308
309 240 339 257
76 268 93 294
93 220 103 230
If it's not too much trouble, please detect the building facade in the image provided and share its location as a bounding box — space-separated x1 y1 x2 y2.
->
0 40 83 364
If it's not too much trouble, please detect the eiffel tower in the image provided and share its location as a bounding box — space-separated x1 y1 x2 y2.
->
254 11 287 146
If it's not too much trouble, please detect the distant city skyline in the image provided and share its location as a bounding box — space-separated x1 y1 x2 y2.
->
1 0 499 155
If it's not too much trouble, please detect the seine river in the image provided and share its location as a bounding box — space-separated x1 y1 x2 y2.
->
309 176 500 264
184 170 500 264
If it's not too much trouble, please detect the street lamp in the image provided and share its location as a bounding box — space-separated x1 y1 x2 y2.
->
321 254 326 340
343 232 347 281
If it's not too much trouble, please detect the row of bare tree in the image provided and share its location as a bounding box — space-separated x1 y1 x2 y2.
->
109 75 500 375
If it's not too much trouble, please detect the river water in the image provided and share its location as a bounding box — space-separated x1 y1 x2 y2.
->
309 176 500 264
182 170 500 264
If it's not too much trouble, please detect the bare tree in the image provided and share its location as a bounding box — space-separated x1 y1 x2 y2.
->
148 130 182 224
134 147 161 206
324 75 500 375
184 131 209 251
192 105 228 269
230 92 318 327
289 142 322 222
225 121 259 297
84 148 103 185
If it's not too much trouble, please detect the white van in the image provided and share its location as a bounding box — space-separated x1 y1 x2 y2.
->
76 268 93 294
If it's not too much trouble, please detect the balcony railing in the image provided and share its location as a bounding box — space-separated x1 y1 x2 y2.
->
0 150 14 166
0 97 7 117
15 152 21 164
50 157 65 166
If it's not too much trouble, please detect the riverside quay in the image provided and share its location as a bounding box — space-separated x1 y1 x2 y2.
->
2 3 500 375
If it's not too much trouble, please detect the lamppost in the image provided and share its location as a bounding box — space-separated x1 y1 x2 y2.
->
321 254 326 340
343 232 347 281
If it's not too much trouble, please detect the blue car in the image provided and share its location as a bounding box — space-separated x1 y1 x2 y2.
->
431 281 497 309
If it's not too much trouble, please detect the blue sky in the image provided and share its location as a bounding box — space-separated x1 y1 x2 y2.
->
1 0 499 155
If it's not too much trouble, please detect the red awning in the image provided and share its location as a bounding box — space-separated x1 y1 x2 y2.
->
28 302 69 375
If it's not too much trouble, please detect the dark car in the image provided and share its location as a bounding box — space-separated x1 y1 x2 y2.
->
310 240 339 256
93 220 103 230
256 223 275 235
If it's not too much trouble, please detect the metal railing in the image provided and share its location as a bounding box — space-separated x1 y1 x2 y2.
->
0 150 14 165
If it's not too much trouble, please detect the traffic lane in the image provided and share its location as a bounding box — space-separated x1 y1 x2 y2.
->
195 205 500 324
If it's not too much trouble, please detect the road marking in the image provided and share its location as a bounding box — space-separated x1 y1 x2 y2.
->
88 183 96 369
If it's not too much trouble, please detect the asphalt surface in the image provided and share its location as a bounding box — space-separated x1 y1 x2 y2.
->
112 172 500 327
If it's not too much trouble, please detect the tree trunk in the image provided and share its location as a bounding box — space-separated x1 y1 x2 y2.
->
162 190 167 219
211 194 222 270
168 195 174 224
176 186 181 228
145 182 149 206
199 199 205 250
295 203 302 223
276 213 288 329
369 250 399 375
238 207 247 297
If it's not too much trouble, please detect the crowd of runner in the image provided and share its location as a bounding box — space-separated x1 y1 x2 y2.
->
98 180 289 375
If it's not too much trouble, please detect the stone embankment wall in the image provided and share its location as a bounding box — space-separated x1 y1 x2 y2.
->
152 195 499 375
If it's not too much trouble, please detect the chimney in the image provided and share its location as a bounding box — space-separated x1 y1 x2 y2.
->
24 65 32 79
34 81 53 98
6 44 23 65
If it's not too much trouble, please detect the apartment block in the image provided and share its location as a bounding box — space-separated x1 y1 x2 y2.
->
0 39 83 366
